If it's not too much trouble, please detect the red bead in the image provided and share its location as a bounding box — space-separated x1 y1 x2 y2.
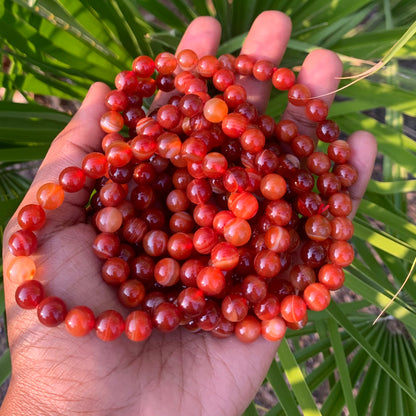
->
222 112 248 137
153 302 181 332
253 294 280 320
305 99 328 122
221 294 248 322
92 232 120 259
272 68 296 90
105 89 128 112
260 174 286 200
223 217 251 247
303 283 331 311
203 98 228 123
177 287 206 318
65 306 95 337
6 256 36 284
280 295 307 323
328 192 352 217
318 264 345 290
118 279 146 308
289 264 316 291
307 152 331 175
305 215 331 242
125 310 153 341
167 232 194 260
197 266 225 296
37 296 67 327
82 152 108 179
288 84 311 106
197 55 219 78
331 216 354 241
213 68 236 91
180 258 204 287
36 183 65 210
132 55 155 77
261 316 286 341
328 240 354 267
142 230 168 257
115 70 138 93
59 166 86 192
235 315 261 343
254 249 281 278
264 226 291 253
154 257 180 286
253 60 274 81
155 52 177 75
193 227 218 254
177 49 198 71
17 204 46 231
130 255 155 283
211 242 239 271
15 280 44 309
197 299 221 331
95 207 123 233
316 119 340 143
100 111 124 133
241 275 267 303
228 191 258 219
101 257 129 286
95 310 125 341
8 229 37 256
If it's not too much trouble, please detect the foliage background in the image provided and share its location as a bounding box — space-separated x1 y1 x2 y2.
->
1 0 416 414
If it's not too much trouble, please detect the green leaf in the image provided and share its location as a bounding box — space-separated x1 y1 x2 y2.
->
0 349 11 386
327 317 359 416
242 401 259 416
278 338 322 416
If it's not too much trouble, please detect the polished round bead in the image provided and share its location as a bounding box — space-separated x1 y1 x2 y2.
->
272 68 296 90
100 111 124 133
118 279 146 308
6 256 36 284
142 230 168 257
253 59 274 81
59 166 86 192
122 217 148 244
186 178 212 204
213 68 236 91
155 52 177 74
333 164 358 187
193 203 218 227
331 216 354 241
197 55 219 78
197 266 225 296
241 275 267 303
328 192 352 217
82 152 108 179
221 294 248 322
305 215 331 242
254 250 281 278
36 183 65 210
223 218 251 247
170 211 195 233
289 264 316 291
99 182 125 207
177 287 206 318
105 89 128 112
211 316 235 338
203 98 228 123
261 316 286 341
305 99 328 122
177 49 198 71
129 255 155 283
202 152 228 178
228 191 258 219
306 152 331 175
95 207 123 233
157 132 182 159
115 70 138 93
37 296 67 327
167 232 194 260
197 300 221 331
17 204 46 231
328 240 354 267
154 257 180 286
264 226 291 253
211 242 240 271
166 189 190 213
316 119 340 143
303 283 331 311
95 310 125 341
253 294 280 320
101 257 129 286
65 306 95 337
193 227 218 254
235 315 261 343
222 112 248 137
318 264 345 290
132 55 155 77
288 83 311 106
8 229 37 257
280 295 307 323
15 280 44 309
125 310 153 341
92 232 120 259
265 200 292 226
260 174 286 200
180 258 204 287
300 240 327 268
153 302 181 332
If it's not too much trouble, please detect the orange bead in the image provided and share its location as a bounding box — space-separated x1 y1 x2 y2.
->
36 183 65 210
100 111 124 133
65 306 95 337
125 310 153 341
6 256 36 284
203 98 228 123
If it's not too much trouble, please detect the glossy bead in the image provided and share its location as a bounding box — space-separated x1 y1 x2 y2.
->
95 207 123 233
221 294 248 322
59 166 86 193
118 279 146 308
260 174 286 200
307 152 331 175
254 250 281 278
303 283 331 311
211 315 235 338
125 310 153 341
154 257 180 286
222 167 249 193
105 89 128 112
333 164 358 187
222 113 248 137
197 55 219 78
142 207 165 230
82 152 108 179
197 299 221 331
177 287 206 318
132 55 155 77
65 306 95 337
177 49 198 71
288 83 311 106
210 242 240 271
291 135 315 158
203 98 228 123
280 295 307 323
124 107 146 129
92 232 120 259
193 203 218 227
95 310 125 341
328 192 352 217
170 211 195 233
235 316 261 343
202 152 228 178
122 217 147 244
197 266 225 296
36 183 65 210
228 191 258 220
305 215 331 242
17 204 46 231
268 279 294 301
317 172 341 197
272 68 296 90
15 280 44 309
180 258 204 287
130 184 155 210
6 256 36 284
316 119 340 143
155 52 177 74
213 68 236 91
179 94 204 117
289 264 316 291
8 229 37 257
240 128 265 153
166 189 190 212
253 294 280 320
241 275 267 303
296 192 322 217
318 264 345 290
186 178 212 204
142 230 168 257
193 227 218 254
300 240 327 268
130 135 157 161
305 99 328 122
289 169 314 194
331 216 354 240
328 140 350 163
101 257 129 286
253 59 274 81
129 255 155 283
328 240 354 267
153 302 181 332
99 182 125 207
167 232 194 260
261 317 286 341
265 200 292 226
223 218 251 247
100 111 124 133
115 70 138 93
37 296 67 327
264 226 291 253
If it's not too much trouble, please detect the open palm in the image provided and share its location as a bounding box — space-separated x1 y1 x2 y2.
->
2 11 376 416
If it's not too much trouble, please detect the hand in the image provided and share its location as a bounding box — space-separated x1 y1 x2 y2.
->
1 11 377 416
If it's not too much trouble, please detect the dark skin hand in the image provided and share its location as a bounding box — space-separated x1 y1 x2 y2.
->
1 11 377 416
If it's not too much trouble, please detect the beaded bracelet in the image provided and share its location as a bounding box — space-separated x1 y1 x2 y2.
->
6 49 357 343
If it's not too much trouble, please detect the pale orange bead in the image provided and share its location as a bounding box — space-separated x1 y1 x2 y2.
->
36 183 65 210
6 256 36 284
203 98 228 123
100 111 124 133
